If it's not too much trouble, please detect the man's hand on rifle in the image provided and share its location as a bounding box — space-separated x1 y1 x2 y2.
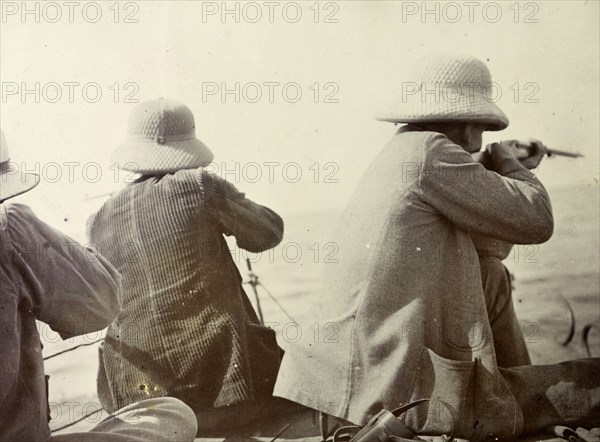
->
485 141 522 172
476 139 548 171
505 139 548 170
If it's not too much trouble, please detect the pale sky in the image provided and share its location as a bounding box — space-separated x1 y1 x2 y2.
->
1 1 598 239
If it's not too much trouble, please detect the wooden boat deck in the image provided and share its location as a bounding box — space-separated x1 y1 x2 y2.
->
194 406 323 442
193 405 565 442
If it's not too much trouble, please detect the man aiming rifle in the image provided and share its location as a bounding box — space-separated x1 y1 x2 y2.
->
273 54 599 441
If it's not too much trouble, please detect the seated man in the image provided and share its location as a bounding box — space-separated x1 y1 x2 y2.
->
0 130 198 441
86 98 284 433
273 54 599 440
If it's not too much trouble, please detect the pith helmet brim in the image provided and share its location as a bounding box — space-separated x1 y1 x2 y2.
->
0 130 40 203
0 168 40 203
111 138 214 175
375 54 509 131
112 98 215 174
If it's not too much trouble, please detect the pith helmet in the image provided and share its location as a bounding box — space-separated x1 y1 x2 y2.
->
111 98 214 174
375 54 509 131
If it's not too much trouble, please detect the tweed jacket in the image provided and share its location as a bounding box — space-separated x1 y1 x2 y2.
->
87 169 284 413
274 126 553 439
0 204 121 441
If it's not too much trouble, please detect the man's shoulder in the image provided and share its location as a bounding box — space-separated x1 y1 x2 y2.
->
5 202 37 221
6 203 71 242
397 129 451 149
376 130 451 174
161 168 226 193
389 129 451 159
4 203 48 239
398 130 472 168
3 203 73 264
190 168 239 198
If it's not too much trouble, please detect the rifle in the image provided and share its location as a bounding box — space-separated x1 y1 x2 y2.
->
541 149 584 159
508 140 584 159
472 140 584 167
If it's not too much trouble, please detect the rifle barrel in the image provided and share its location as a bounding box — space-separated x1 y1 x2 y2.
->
511 141 584 159
546 148 584 158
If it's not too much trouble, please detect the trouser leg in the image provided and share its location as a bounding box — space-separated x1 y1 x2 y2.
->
406 258 598 439
501 358 600 433
50 397 197 442
405 352 600 439
479 258 599 431
479 257 531 367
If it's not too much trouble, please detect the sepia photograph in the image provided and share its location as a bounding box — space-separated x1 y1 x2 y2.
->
1 1 599 441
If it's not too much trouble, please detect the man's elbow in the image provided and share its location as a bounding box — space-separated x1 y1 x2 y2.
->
535 213 554 243
528 207 554 244
245 216 284 253
91 274 123 330
57 287 121 339
269 215 285 245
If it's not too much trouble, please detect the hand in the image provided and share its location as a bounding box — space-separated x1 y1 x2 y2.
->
486 141 520 170
472 150 493 169
515 139 548 170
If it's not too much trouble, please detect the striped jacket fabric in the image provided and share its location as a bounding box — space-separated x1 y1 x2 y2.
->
87 168 283 413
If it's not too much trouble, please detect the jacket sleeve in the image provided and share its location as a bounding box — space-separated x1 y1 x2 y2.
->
470 232 513 260
11 205 122 339
199 171 284 252
417 133 554 244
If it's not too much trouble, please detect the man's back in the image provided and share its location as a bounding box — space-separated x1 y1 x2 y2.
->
275 126 555 437
87 169 238 315
321 128 455 318
87 168 284 413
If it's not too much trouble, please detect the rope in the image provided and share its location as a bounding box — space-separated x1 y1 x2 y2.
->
243 258 298 325
43 337 105 361
256 281 298 324
245 258 265 324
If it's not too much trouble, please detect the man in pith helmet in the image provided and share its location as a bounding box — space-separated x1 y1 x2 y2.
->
87 98 285 434
0 129 198 441
274 54 600 440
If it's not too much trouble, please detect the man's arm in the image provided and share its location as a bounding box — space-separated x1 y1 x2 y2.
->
9 204 121 339
470 232 513 260
469 141 550 257
418 134 553 245
200 171 284 253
